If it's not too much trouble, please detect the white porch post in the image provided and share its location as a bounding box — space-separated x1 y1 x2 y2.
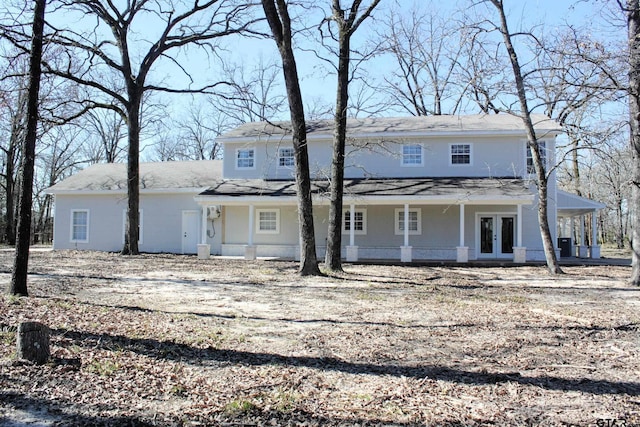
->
591 212 601 258
513 204 526 263
578 214 588 258
245 204 256 260
197 205 210 260
401 203 412 262
456 204 468 262
346 203 358 262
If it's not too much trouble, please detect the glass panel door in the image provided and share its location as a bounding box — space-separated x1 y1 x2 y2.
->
500 217 514 255
480 217 495 255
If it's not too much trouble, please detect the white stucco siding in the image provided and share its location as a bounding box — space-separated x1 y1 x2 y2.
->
139 193 203 253
223 134 537 181
222 205 300 245
53 194 127 251
52 192 203 253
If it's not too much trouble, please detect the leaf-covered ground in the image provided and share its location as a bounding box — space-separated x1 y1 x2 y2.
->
0 250 639 426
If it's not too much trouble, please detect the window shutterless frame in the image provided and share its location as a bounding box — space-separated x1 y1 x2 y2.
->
70 209 89 243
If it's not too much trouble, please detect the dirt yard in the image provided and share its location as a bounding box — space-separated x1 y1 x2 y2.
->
1 250 639 426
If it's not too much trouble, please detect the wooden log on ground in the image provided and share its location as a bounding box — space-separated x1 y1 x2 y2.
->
16 321 50 364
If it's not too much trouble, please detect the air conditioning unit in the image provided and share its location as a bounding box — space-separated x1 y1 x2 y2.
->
207 206 221 219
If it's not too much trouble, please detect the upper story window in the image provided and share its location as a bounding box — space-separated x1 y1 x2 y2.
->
256 209 280 234
526 141 546 174
450 143 471 165
71 209 89 243
342 209 367 235
236 148 255 169
278 147 295 168
395 208 422 235
401 144 423 166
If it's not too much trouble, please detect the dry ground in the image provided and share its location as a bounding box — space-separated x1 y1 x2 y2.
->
0 250 639 426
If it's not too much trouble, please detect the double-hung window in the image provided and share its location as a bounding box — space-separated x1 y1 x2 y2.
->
395 208 422 235
256 209 280 234
70 210 89 243
402 144 423 166
278 147 295 168
526 141 546 174
236 148 255 169
342 209 367 235
450 143 471 165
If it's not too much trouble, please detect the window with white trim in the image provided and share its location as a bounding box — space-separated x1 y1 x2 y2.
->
526 141 546 174
256 209 280 234
342 209 367 235
450 143 471 165
395 208 422 235
122 209 143 244
236 148 255 169
278 147 295 168
401 144 423 166
70 210 89 242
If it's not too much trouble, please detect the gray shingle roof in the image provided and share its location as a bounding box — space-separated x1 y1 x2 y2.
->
48 160 223 193
218 114 561 140
200 177 533 201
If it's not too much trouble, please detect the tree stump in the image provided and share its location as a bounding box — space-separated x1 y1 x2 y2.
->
16 321 50 364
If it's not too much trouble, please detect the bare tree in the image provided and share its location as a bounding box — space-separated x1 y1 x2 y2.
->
485 0 562 273
0 82 27 246
9 0 45 296
322 0 381 272
380 3 467 116
83 108 126 164
623 0 640 285
261 0 321 276
43 0 260 255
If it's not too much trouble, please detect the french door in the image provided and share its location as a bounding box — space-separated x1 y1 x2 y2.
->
478 214 515 259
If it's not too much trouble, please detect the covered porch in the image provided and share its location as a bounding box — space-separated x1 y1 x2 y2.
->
195 177 540 263
556 190 606 259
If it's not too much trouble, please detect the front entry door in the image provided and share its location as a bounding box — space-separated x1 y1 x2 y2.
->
181 210 199 254
478 215 515 258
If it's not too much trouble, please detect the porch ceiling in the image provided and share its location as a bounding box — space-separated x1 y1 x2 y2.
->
198 177 535 205
556 190 606 217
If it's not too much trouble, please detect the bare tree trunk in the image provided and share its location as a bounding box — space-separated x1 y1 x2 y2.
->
325 0 380 272
325 12 350 272
9 0 46 296
121 94 141 255
627 0 640 285
262 0 321 276
490 0 562 274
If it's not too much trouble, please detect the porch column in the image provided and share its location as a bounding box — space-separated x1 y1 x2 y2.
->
569 216 575 257
401 203 412 262
513 204 526 263
245 204 256 260
346 204 358 262
591 212 601 258
456 204 468 263
578 215 588 258
197 205 210 260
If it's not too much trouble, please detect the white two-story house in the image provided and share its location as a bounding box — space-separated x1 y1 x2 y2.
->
48 114 604 262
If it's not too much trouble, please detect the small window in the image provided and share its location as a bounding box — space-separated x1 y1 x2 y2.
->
256 209 280 234
450 144 471 165
70 210 89 242
402 144 423 166
395 208 422 235
527 141 546 174
122 209 143 244
236 148 255 169
342 209 367 235
278 147 295 168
